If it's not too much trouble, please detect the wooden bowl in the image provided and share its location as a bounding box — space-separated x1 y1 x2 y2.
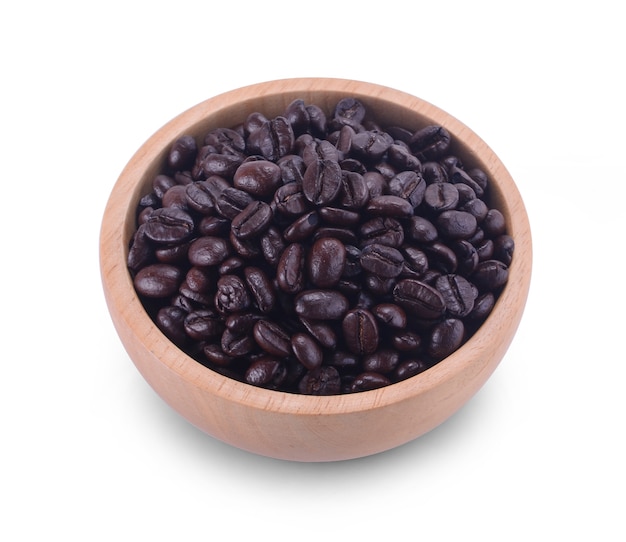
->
100 78 532 462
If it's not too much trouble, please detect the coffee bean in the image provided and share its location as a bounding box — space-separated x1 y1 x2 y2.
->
188 236 231 267
143 207 194 244
134 263 182 298
244 266 276 313
294 290 349 320
307 237 346 287
436 210 478 239
366 195 414 218
291 332 323 370
350 372 391 392
409 125 451 160
231 200 272 239
299 366 341 395
342 308 379 355
276 242 306 293
435 274 478 317
392 279 446 320
233 160 282 197
428 319 465 360
215 274 251 313
253 320 292 357
372 303 407 328
302 158 342 205
360 243 404 278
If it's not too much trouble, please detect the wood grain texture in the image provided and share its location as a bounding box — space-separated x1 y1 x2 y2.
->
100 78 532 462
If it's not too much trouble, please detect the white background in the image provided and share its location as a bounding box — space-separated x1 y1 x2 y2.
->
2 1 624 540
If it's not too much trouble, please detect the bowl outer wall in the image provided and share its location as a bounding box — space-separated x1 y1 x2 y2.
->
100 78 532 461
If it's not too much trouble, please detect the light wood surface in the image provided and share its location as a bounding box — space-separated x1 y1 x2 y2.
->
100 78 532 462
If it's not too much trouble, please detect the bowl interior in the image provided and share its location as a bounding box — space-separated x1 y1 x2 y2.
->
102 77 532 419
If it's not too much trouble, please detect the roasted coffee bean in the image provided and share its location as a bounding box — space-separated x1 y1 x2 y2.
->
363 349 400 374
245 357 287 388
299 366 341 395
472 259 509 291
435 274 478 318
128 96 514 395
318 206 360 226
299 318 337 349
168 135 198 171
294 290 349 320
216 187 253 219
424 182 459 212
409 125 451 160
493 234 515 266
259 226 286 266
253 320 292 357
291 332 323 371
231 200 272 239
350 372 391 392
215 274 251 313
276 242 306 293
373 303 407 328
307 237 346 288
249 116 295 162
428 319 465 360
143 207 194 244
388 170 426 208
244 266 276 313
393 359 430 381
436 210 478 239
393 279 446 320
391 331 422 353
366 195 414 218
338 170 369 209
156 305 187 345
134 264 182 298
273 182 309 216
342 308 379 355
282 210 319 242
302 159 342 205
188 236 231 267
360 243 404 278
184 309 223 340
359 217 404 248
233 160 282 197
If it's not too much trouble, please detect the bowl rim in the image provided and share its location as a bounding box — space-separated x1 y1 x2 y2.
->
100 77 532 418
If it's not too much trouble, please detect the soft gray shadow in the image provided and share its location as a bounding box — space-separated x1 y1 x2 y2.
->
129 365 496 482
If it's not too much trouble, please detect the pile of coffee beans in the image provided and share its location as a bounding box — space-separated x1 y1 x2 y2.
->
127 97 514 395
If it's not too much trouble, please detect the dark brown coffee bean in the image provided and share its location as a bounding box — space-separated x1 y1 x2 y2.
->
215 274 251 313
273 182 309 216
318 206 361 226
436 210 478 239
299 366 341 395
391 331 422 352
283 210 320 242
220 328 255 357
245 357 287 388
276 242 306 293
294 289 349 320
302 159 342 205
143 207 194 244
259 226 286 266
350 372 391 392
435 274 478 318
360 243 404 278
423 182 459 212
231 200 272 239
428 318 465 360
168 135 197 171
359 217 404 248
388 170 426 208
156 305 187 345
233 160 282 197
203 343 235 367
472 260 509 291
184 309 223 340
393 359 430 381
244 266 276 313
338 170 370 209
409 125 451 160
299 318 338 349
253 320 292 357
291 332 323 371
372 303 407 328
188 236 231 267
392 279 446 320
342 308 379 355
134 264 183 298
366 195 414 218
216 187 254 219
307 237 346 288
482 209 507 237
363 349 400 374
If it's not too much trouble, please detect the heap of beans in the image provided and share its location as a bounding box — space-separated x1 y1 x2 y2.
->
127 97 514 395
